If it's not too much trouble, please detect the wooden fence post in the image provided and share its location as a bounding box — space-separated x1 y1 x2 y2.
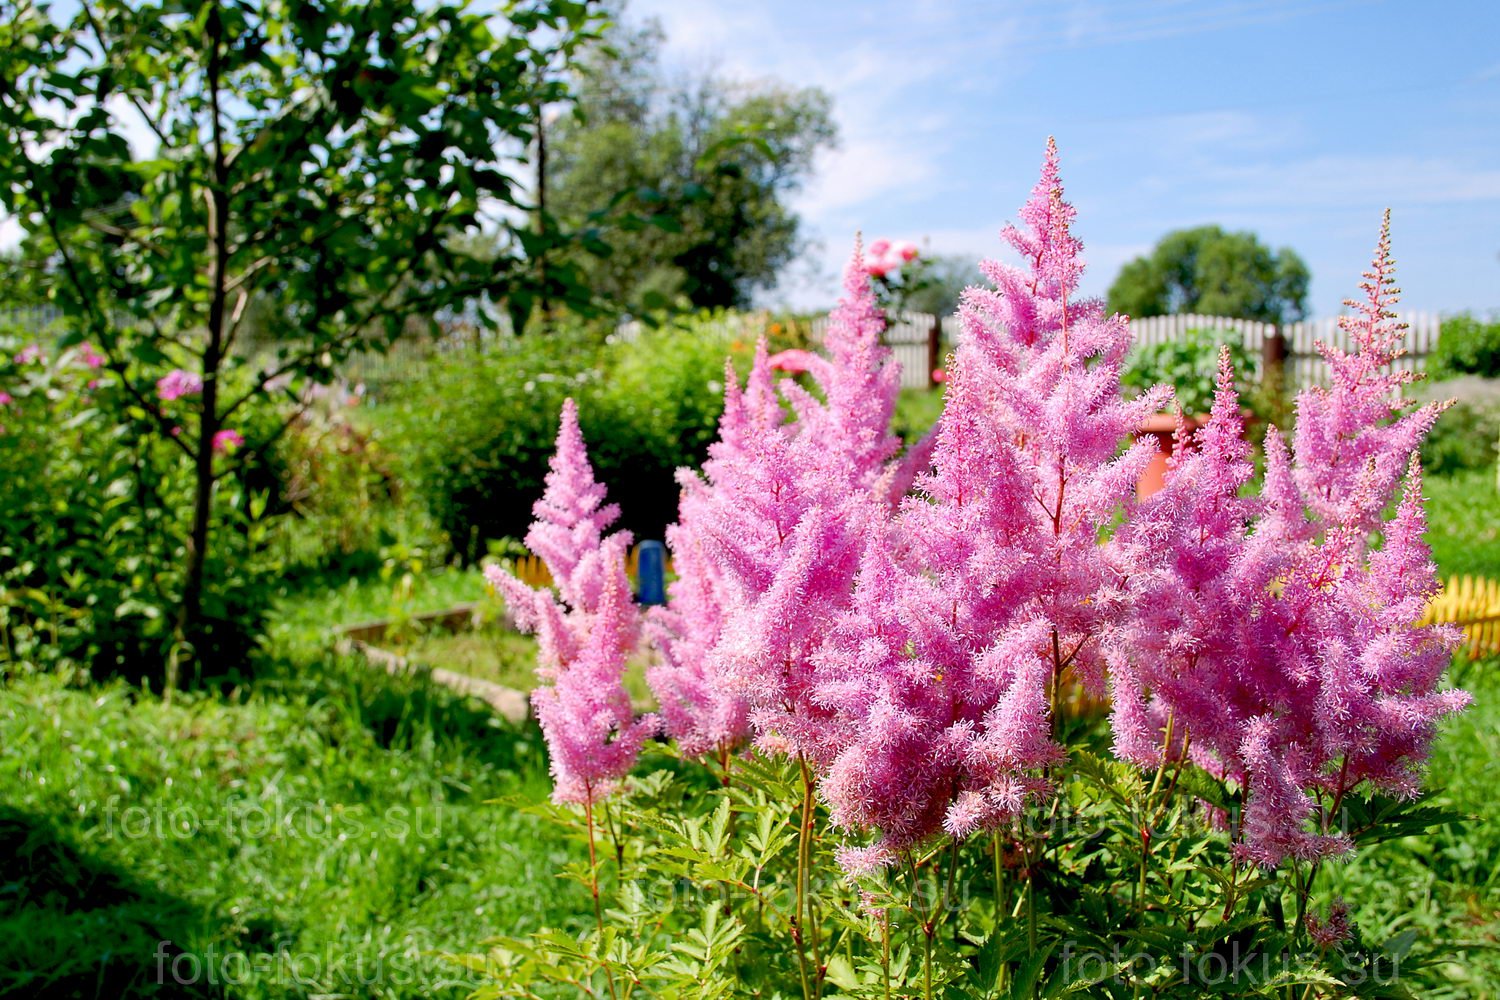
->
1262 324 1289 390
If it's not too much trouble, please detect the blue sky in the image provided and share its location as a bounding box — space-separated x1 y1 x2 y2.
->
633 0 1500 318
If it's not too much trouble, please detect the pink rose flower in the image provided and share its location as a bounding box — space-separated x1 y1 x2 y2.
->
212 429 245 454
156 369 203 402
767 349 818 374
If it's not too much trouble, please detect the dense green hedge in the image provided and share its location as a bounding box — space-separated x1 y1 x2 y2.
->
383 315 767 559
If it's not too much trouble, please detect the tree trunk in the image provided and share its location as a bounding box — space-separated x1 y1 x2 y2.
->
169 9 230 692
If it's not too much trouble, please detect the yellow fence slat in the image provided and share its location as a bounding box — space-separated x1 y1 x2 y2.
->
1422 574 1500 658
501 545 674 593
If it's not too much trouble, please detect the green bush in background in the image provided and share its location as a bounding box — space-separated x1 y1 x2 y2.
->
383 314 769 560
1121 327 1259 414
1429 313 1500 380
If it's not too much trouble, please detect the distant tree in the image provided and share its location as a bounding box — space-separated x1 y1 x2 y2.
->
1108 225 1310 324
546 10 836 313
898 253 984 316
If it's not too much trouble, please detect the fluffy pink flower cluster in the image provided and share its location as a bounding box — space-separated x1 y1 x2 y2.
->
485 399 657 805
864 237 919 278
1109 214 1466 865
810 140 1167 870
157 368 203 401
647 236 908 762
492 141 1462 870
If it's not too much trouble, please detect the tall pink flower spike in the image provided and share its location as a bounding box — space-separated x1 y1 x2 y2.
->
648 238 913 761
1111 213 1467 865
485 399 656 805
815 138 1167 871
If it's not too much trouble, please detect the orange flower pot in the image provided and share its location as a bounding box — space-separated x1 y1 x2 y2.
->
1135 412 1206 499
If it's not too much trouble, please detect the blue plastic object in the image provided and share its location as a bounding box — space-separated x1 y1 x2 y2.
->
635 539 668 606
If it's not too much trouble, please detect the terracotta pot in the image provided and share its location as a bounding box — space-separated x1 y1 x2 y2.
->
1134 412 1207 499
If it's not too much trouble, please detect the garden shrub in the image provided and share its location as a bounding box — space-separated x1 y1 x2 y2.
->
1121 326 1258 414
267 383 446 585
0 331 284 685
1419 396 1500 475
1429 312 1500 380
386 314 767 559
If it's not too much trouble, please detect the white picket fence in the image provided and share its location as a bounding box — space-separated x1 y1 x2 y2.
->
809 311 960 390
0 304 69 333
1127 311 1442 389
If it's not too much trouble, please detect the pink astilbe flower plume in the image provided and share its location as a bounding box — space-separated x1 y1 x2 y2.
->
484 399 656 805
1293 210 1448 533
646 243 911 761
815 139 1165 868
1111 217 1466 866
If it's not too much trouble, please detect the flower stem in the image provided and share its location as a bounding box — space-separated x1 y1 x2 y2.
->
793 755 820 1000
584 792 619 1000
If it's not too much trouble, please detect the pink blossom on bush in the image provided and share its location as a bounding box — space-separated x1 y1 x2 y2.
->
490 141 1464 881
862 237 919 277
766 348 821 376
1307 899 1353 948
813 138 1165 868
78 343 105 368
211 429 244 453
648 239 905 761
0 391 12 407
15 344 43 365
157 369 203 401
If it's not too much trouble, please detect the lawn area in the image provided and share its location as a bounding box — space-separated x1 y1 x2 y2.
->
1425 469 1500 581
0 651 583 999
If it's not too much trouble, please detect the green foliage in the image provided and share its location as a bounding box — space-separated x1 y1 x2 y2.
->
1122 328 1258 415
0 0 600 676
1321 652 1500 998
1428 313 1500 380
893 386 947 443
470 734 1453 998
1108 225 1310 324
0 659 569 999
384 314 764 558
544 11 836 313
888 253 984 318
1421 469 1500 581
267 388 446 584
1419 398 1500 475
0 332 281 684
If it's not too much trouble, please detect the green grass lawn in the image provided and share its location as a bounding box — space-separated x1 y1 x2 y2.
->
0 656 584 999
1425 469 1500 581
